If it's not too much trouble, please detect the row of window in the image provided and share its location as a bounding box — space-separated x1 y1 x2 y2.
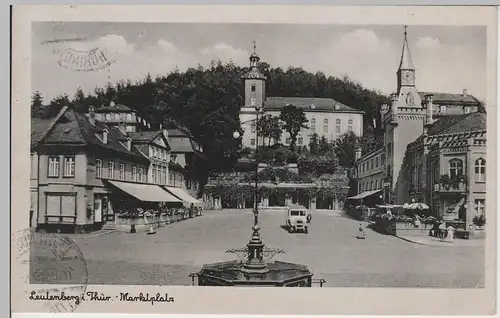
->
48 156 75 178
96 113 135 122
359 179 383 193
448 158 486 182
95 159 146 183
358 154 385 175
310 118 353 136
151 146 168 161
152 164 168 185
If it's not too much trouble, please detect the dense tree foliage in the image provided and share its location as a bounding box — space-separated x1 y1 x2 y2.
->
31 91 43 117
279 105 309 151
34 59 389 187
257 114 282 146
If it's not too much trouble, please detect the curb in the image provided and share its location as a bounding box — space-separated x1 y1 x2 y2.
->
395 235 482 247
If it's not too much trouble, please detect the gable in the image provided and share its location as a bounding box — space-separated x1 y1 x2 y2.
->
153 135 167 148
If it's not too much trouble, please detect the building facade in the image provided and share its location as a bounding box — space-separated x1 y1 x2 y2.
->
354 148 385 195
239 48 364 149
128 130 171 186
33 107 150 233
403 113 486 224
351 27 485 227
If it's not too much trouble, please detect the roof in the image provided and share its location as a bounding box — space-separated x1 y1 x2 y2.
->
168 136 194 153
264 97 363 114
94 104 135 113
31 107 69 149
428 112 486 136
128 130 170 150
418 92 481 105
398 31 415 70
167 128 191 137
169 160 184 171
41 108 147 161
31 117 54 148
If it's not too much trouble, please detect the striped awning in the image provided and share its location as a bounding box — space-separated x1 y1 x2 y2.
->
108 180 182 203
164 186 201 206
346 189 382 200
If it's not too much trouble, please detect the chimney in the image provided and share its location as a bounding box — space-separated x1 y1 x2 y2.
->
162 128 168 140
102 129 108 144
424 94 434 131
463 89 468 97
126 137 132 151
88 106 96 126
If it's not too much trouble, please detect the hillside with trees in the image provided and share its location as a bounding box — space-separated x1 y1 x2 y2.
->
32 60 388 178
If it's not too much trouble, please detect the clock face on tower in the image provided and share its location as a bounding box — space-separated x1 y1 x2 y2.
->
402 71 414 84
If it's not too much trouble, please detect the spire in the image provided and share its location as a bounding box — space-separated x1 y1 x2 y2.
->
398 25 415 70
253 40 256 53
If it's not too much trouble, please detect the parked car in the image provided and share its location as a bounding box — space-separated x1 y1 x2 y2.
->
286 205 309 234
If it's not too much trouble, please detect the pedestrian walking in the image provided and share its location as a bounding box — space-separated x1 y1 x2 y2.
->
357 223 366 239
438 220 446 240
446 225 455 243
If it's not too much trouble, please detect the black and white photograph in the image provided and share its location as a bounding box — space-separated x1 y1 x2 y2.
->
12 5 497 316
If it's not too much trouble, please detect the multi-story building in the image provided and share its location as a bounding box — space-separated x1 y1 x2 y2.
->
167 128 205 200
93 101 151 133
404 112 486 223
127 130 171 185
239 48 364 149
32 107 156 233
351 26 486 227
353 148 385 195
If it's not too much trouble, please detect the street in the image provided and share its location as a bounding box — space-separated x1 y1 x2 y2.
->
31 209 484 288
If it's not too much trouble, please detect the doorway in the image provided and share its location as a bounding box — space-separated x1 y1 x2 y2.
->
94 196 103 223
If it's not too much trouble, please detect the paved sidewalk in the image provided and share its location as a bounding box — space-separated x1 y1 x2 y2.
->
396 235 485 247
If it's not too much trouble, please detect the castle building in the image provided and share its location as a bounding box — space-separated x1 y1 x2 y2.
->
354 26 485 227
239 46 364 149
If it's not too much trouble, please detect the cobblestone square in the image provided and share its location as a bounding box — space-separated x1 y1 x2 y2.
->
32 209 485 288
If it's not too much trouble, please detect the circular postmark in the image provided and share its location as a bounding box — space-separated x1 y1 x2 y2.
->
56 47 116 72
13 229 88 313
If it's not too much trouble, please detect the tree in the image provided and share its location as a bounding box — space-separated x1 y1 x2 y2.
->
258 114 282 146
309 133 319 155
46 94 71 117
72 87 87 112
279 105 308 151
31 91 43 117
333 131 358 167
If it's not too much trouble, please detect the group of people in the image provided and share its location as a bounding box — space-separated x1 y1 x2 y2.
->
430 220 455 243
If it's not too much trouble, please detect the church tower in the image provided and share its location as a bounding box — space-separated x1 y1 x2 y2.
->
381 26 425 204
240 42 267 148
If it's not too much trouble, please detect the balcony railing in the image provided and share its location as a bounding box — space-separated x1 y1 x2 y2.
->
433 183 466 193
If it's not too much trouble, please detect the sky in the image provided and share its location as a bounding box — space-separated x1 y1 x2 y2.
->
32 22 487 102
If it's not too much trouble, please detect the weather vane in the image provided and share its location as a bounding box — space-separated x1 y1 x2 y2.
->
404 25 408 35
253 40 256 53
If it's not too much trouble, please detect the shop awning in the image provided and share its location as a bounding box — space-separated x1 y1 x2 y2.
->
346 189 382 200
164 186 201 205
108 180 182 203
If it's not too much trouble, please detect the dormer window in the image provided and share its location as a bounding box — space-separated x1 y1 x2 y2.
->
440 106 447 113
334 104 340 110
102 129 109 144
464 106 471 114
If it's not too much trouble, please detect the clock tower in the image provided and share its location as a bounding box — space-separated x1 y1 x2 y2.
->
242 41 266 109
382 26 424 206
240 42 267 148
396 26 416 94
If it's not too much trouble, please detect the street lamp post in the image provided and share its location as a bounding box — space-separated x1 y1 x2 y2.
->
233 104 268 277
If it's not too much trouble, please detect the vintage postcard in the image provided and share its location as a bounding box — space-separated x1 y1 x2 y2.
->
11 5 497 315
